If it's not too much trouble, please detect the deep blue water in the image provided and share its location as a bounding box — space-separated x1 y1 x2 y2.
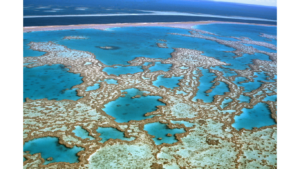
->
193 67 229 103
96 127 134 143
153 75 183 89
149 62 172 72
102 88 165 123
232 103 276 130
144 122 185 145
72 126 95 140
24 0 276 26
23 137 84 165
23 64 83 102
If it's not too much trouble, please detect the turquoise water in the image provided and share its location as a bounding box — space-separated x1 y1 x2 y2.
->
153 75 183 89
23 27 188 65
23 64 83 102
103 88 165 123
144 122 185 145
72 126 94 140
143 62 152 66
24 38 46 57
104 79 118 84
170 120 194 127
149 62 172 72
263 95 277 102
232 103 276 130
244 44 276 53
96 127 134 143
211 66 237 78
223 53 272 70
85 83 100 91
24 26 273 70
233 72 275 92
238 95 251 103
194 24 277 45
23 137 84 165
193 68 229 103
176 91 187 95
221 98 233 109
103 66 143 76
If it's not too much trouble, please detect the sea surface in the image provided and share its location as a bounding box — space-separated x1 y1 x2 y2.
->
24 0 276 26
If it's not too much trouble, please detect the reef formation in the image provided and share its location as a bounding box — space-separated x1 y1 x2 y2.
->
23 22 277 168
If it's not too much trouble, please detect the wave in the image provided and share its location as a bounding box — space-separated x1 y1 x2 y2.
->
23 10 276 22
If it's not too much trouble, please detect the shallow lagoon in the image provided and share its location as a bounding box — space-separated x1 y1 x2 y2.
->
193 68 229 103
85 83 100 91
144 122 185 145
153 75 183 89
72 126 94 140
23 64 83 102
232 103 276 130
103 88 165 123
96 127 135 143
23 137 84 165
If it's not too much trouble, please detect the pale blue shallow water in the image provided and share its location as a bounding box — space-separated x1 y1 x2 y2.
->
96 127 135 143
244 44 277 53
232 103 276 130
153 75 183 89
193 67 229 103
170 120 194 127
72 126 94 140
23 137 84 165
143 62 152 66
149 62 172 72
104 79 118 84
103 66 143 76
23 64 83 102
85 83 100 91
221 98 233 109
144 122 185 145
103 88 165 123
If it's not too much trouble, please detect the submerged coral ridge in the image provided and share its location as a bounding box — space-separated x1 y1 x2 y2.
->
23 22 277 168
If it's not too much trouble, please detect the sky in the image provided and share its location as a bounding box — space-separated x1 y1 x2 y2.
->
213 0 277 6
